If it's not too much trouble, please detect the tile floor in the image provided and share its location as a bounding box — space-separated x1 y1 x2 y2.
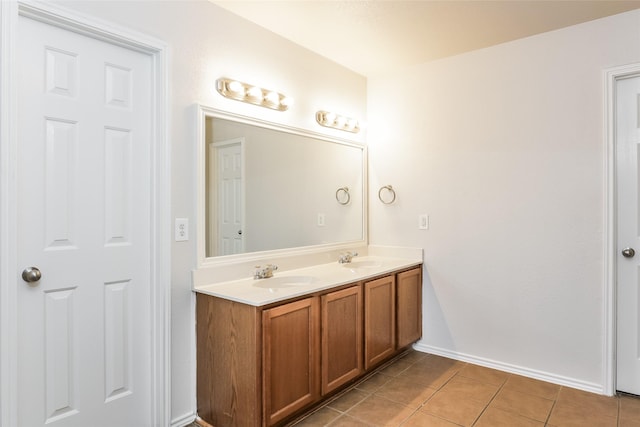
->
291 351 640 427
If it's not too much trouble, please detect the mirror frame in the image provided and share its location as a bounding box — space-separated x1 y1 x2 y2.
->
196 104 368 268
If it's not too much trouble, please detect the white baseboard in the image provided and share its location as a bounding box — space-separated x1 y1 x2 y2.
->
413 342 604 395
171 411 197 427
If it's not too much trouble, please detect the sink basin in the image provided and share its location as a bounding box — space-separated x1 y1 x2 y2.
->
252 275 315 289
343 260 383 269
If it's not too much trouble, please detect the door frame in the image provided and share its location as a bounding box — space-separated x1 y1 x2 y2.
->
603 62 640 396
0 1 171 426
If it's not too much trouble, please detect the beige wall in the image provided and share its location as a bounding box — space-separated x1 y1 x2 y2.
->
368 9 640 391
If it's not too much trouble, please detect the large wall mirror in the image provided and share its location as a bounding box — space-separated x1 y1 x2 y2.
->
196 105 366 266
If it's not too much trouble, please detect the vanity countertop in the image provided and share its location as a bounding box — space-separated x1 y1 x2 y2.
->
194 256 422 306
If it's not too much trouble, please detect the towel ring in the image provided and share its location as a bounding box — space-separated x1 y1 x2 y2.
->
378 185 396 204
336 187 350 205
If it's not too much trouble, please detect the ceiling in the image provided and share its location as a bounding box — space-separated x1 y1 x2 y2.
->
210 0 640 77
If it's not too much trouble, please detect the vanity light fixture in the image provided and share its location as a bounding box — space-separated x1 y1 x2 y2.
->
216 78 293 111
316 110 360 133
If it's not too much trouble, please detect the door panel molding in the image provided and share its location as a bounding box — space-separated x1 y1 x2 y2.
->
603 62 640 396
0 2 170 426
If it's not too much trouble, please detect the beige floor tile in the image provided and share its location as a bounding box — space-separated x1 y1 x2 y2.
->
399 350 428 364
547 401 617 427
556 387 618 418
502 375 560 400
420 390 486 426
415 354 467 372
355 373 392 393
398 362 459 390
456 364 510 386
374 376 438 409
347 395 417 426
620 394 640 421
401 411 463 427
620 418 640 427
287 352 640 427
378 357 415 377
438 375 500 405
329 415 374 427
328 389 369 412
296 407 342 426
474 406 544 427
489 387 554 422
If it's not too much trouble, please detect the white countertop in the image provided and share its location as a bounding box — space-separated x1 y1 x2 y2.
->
194 256 422 306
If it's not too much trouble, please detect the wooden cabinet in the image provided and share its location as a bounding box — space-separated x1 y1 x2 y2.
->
397 267 422 349
364 275 396 370
262 298 320 425
196 296 261 427
196 264 422 426
321 285 363 394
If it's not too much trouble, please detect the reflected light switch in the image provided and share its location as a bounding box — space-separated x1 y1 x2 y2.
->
419 214 429 230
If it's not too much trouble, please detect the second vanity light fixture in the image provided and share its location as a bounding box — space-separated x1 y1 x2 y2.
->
216 77 293 111
316 110 360 133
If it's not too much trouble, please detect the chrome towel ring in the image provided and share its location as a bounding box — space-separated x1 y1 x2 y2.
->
378 185 396 204
336 187 351 205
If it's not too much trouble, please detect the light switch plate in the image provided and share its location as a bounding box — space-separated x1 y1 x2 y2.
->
419 214 429 230
317 213 326 227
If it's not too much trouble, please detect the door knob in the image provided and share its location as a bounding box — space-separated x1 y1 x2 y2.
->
238 230 242 235
22 266 42 283
622 248 636 258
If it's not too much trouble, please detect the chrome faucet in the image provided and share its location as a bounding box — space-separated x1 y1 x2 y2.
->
254 264 278 279
338 251 358 264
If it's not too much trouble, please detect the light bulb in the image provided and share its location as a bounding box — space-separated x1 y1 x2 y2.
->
264 91 279 104
335 115 346 128
280 96 294 108
247 86 262 99
324 112 336 125
227 80 244 94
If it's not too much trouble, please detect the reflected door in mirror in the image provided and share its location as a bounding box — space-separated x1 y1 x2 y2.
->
209 138 245 256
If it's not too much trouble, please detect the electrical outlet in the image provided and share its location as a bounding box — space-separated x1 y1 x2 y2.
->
317 213 326 227
175 218 189 241
419 214 429 230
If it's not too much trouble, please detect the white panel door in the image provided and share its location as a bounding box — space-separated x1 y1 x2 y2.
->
214 139 244 255
616 74 640 395
16 14 153 426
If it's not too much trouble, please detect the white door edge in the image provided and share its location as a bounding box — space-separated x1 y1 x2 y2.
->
603 62 640 397
0 2 19 427
0 1 171 426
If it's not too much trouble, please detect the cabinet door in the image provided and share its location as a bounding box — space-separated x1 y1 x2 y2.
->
364 275 396 370
397 267 422 349
263 297 320 426
321 285 363 394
